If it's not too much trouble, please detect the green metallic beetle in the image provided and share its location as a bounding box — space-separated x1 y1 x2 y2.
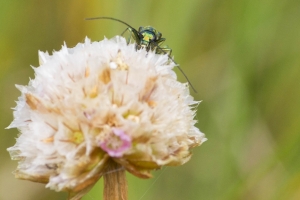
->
85 17 196 92
132 25 172 55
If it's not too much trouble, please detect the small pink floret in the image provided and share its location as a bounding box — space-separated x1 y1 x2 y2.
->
100 128 132 157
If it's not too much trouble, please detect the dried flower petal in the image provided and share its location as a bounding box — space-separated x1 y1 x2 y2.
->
7 36 206 199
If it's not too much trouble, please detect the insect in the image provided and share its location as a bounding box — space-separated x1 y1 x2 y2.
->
85 17 196 93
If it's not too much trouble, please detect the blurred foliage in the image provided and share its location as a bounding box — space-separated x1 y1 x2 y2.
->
1 0 300 200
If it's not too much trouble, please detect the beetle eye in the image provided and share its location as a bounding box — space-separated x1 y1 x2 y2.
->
151 36 156 41
157 32 162 40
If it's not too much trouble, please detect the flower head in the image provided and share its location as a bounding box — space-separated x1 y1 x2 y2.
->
7 36 206 199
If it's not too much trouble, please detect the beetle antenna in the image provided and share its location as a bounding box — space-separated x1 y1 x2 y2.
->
85 17 142 38
156 45 197 93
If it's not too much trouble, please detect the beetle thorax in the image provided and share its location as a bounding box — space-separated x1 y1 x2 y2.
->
140 31 156 48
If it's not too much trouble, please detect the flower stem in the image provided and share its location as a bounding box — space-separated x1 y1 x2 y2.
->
103 159 128 200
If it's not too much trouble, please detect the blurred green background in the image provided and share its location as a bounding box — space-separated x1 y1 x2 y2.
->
1 0 300 199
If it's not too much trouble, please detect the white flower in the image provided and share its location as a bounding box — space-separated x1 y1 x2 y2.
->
7 36 206 199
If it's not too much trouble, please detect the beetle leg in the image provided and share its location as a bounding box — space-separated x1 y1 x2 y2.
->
120 27 129 36
156 38 166 46
156 46 172 55
121 28 132 44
